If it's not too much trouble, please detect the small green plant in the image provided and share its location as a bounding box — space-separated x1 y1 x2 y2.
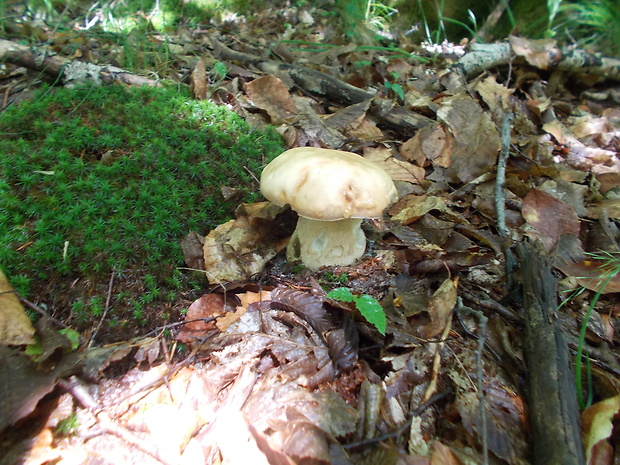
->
384 72 406 102
55 413 80 437
327 287 387 335
321 271 349 285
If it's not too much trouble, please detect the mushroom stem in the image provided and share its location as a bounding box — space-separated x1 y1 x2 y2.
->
287 217 366 271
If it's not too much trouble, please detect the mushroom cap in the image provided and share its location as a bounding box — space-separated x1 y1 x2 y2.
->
260 147 397 221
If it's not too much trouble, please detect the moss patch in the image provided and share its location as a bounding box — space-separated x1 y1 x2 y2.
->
0 85 284 337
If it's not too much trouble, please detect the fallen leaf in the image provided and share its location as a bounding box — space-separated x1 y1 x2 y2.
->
202 208 289 285
582 395 620 465
522 189 581 251
558 260 620 294
473 75 514 112
246 75 297 124
509 35 557 70
190 57 207 100
0 268 35 346
436 93 501 182
430 442 460 465
0 346 59 432
364 147 425 184
420 278 458 338
176 293 228 342
389 195 463 225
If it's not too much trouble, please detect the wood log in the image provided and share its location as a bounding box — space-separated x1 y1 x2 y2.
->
458 40 620 82
517 241 585 465
0 38 160 88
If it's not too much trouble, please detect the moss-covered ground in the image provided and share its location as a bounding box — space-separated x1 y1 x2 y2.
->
0 85 284 339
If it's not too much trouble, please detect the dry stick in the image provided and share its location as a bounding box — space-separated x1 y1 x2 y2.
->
89 271 115 348
494 111 517 289
494 111 512 239
456 297 489 465
17 293 70 328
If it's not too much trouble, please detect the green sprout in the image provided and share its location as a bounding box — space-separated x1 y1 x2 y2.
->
327 287 387 335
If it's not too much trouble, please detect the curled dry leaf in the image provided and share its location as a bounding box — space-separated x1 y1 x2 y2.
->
270 287 333 335
509 35 556 70
582 395 620 465
190 56 207 100
417 278 458 339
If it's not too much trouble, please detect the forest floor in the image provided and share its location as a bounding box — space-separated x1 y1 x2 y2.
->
1 3 620 465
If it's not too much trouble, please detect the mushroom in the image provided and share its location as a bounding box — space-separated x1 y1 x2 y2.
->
260 147 397 271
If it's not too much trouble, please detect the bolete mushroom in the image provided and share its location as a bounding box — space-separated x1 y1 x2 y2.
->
260 147 397 271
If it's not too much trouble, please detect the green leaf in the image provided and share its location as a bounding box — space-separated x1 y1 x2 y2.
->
60 328 81 351
213 61 228 79
356 294 387 335
326 287 356 302
391 83 405 102
327 288 387 335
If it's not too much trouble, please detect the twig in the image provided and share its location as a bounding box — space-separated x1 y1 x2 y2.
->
88 271 115 348
494 111 513 239
494 111 518 289
17 293 69 328
456 297 489 465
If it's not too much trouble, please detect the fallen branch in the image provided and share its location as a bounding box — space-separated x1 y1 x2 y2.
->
0 38 161 88
459 39 620 81
517 241 585 465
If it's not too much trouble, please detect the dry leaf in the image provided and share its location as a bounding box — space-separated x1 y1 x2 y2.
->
190 57 207 100
522 188 580 251
558 260 620 294
389 195 461 225
176 293 227 342
202 211 289 285
0 268 35 346
430 442 460 465
422 278 457 338
436 93 501 182
401 124 453 168
582 395 620 465
473 75 514 112
509 35 557 70
364 147 425 184
246 75 297 124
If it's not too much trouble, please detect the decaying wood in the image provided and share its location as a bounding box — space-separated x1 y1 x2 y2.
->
210 38 433 134
517 241 585 465
459 40 620 81
0 38 161 88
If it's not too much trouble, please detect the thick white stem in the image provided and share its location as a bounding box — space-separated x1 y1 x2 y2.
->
287 217 366 271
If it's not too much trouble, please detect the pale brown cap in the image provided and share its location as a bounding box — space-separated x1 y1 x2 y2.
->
260 147 397 221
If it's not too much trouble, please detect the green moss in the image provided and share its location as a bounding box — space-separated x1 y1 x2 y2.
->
0 84 284 334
